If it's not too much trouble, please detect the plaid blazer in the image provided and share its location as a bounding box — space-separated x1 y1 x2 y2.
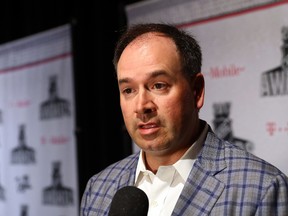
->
80 128 288 216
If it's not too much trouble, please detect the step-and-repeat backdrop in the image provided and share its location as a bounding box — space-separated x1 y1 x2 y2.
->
126 0 288 176
0 24 78 215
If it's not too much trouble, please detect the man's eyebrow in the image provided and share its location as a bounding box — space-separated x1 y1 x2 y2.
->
118 70 170 84
118 77 131 85
150 70 169 78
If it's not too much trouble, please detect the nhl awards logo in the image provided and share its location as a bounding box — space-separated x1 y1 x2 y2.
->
261 26 288 96
11 124 36 164
42 161 73 206
213 102 232 141
40 75 71 120
16 174 31 193
212 102 254 152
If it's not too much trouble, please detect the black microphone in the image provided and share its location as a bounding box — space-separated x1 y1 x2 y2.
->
108 186 149 216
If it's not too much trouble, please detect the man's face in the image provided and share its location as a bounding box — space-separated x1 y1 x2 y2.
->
117 33 204 157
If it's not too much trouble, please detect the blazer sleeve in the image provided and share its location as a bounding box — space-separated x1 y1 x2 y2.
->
255 173 288 216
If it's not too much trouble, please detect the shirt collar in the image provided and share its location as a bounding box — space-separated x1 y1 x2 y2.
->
174 122 208 180
135 122 209 183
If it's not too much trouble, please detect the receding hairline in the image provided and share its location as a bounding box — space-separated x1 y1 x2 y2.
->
125 31 175 48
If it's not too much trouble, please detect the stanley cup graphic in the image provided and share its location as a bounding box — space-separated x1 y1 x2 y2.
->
11 124 35 164
261 26 288 96
212 102 254 152
40 75 71 120
42 161 73 206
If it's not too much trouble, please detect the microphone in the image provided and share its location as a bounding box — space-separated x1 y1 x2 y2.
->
108 186 149 216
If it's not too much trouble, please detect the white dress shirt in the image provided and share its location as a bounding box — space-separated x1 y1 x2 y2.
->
134 123 208 216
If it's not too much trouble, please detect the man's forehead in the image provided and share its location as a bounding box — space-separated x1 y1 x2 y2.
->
128 32 171 47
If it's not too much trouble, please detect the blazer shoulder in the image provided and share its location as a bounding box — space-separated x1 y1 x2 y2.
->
90 153 139 183
81 153 140 215
221 136 288 185
202 131 286 180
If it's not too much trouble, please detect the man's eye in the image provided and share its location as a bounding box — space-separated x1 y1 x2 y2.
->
153 83 166 89
123 88 133 94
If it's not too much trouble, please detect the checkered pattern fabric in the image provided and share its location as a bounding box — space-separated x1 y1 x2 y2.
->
80 125 288 216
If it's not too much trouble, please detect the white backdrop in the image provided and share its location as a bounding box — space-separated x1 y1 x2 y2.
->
126 0 288 176
0 25 78 216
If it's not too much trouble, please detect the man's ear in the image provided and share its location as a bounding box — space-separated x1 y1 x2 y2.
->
192 73 205 109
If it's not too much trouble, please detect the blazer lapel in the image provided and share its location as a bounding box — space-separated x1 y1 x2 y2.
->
172 131 227 215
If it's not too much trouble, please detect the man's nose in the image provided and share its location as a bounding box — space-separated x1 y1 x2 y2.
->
135 89 156 115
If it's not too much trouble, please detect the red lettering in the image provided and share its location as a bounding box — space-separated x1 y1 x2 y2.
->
11 100 31 108
266 122 276 136
209 64 245 78
50 136 69 144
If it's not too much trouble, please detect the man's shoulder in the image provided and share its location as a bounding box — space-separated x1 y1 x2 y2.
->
104 153 139 173
203 131 286 178
88 153 139 184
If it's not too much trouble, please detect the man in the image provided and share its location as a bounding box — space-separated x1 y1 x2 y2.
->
80 23 288 215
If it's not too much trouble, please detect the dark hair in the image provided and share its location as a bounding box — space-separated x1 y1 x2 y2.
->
113 23 202 77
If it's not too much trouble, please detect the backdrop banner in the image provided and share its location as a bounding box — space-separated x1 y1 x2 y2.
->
0 24 78 215
126 0 288 176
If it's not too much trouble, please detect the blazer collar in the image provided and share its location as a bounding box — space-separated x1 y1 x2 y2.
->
172 128 227 215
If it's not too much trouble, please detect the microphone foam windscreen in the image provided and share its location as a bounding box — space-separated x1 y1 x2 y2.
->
108 186 149 216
